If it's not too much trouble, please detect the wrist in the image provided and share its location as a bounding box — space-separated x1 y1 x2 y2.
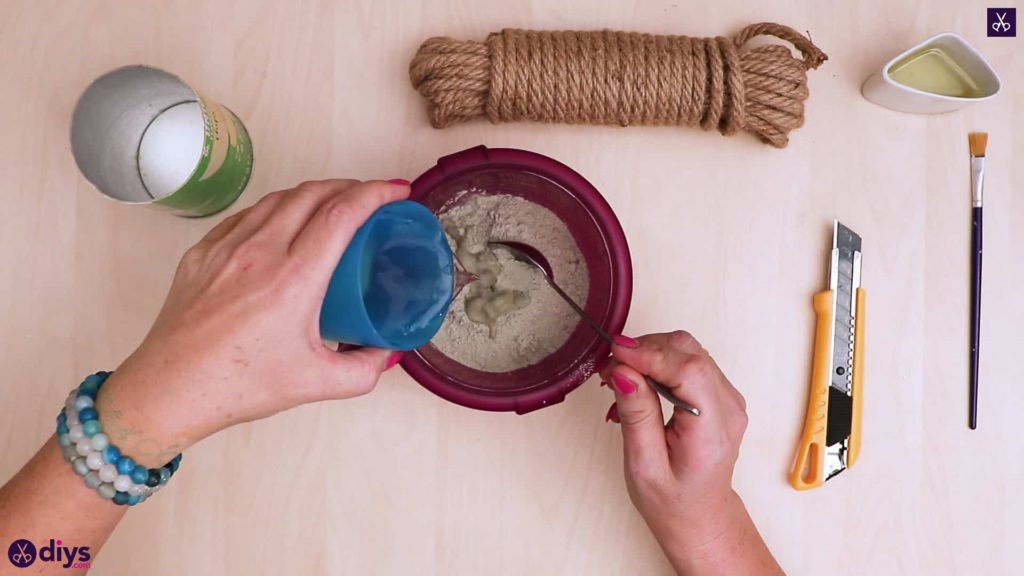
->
649 489 750 575
92 364 195 468
55 372 185 506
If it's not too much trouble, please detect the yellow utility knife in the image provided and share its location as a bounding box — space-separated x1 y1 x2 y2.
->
790 221 865 490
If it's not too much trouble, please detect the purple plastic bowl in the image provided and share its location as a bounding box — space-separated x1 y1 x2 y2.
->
401 146 633 414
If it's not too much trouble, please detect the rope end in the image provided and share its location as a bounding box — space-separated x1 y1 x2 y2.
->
734 22 828 71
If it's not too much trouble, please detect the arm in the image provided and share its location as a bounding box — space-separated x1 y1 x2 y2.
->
0 179 410 574
599 331 783 576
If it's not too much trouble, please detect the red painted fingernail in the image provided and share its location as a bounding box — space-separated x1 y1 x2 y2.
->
613 335 640 348
605 402 620 423
385 351 403 370
595 355 613 373
387 178 410 185
611 374 637 395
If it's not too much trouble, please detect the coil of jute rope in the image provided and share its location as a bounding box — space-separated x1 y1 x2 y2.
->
409 23 827 148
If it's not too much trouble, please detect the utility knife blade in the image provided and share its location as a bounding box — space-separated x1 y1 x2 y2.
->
790 221 865 490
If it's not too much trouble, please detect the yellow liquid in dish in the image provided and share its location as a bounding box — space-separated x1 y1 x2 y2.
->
887 48 982 98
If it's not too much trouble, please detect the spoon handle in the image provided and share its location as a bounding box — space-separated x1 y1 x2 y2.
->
544 277 614 345
645 376 701 416
542 277 700 417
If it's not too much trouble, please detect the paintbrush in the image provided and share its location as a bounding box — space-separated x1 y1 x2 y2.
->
968 132 987 430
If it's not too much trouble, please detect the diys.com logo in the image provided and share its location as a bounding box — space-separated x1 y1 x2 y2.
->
7 538 91 569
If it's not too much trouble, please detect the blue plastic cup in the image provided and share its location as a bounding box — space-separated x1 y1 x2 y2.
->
319 200 454 350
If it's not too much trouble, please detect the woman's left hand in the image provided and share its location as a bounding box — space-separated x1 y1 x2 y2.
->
94 179 410 467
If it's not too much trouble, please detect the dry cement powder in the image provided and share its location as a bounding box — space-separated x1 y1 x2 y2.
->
432 193 589 372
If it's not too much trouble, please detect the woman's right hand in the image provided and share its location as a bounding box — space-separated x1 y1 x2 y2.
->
599 331 783 576
94 179 411 468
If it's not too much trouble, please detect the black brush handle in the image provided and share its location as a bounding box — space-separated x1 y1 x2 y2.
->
969 206 983 430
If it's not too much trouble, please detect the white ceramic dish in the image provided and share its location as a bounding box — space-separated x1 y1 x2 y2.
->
861 32 1001 114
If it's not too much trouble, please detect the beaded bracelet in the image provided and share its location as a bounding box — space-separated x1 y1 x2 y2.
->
55 372 182 506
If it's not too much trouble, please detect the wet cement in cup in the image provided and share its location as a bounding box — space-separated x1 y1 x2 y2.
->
432 193 589 372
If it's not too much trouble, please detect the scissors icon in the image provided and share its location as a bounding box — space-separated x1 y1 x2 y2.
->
10 541 34 565
992 11 1011 32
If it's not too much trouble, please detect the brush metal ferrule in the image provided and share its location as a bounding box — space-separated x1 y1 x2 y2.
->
971 156 986 207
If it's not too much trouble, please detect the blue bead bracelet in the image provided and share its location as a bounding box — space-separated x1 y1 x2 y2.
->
55 372 183 506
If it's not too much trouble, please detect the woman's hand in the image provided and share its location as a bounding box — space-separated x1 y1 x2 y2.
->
0 179 412 565
95 179 410 467
600 331 783 576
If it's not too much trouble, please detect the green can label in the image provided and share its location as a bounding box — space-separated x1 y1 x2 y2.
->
155 95 253 217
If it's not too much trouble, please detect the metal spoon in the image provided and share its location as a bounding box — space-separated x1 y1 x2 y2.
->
489 241 700 416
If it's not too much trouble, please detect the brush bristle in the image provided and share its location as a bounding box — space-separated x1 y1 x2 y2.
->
969 132 988 157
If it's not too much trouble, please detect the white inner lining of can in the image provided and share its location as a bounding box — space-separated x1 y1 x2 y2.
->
137 101 205 200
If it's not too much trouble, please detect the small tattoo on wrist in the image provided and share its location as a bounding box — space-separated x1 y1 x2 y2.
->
100 398 181 465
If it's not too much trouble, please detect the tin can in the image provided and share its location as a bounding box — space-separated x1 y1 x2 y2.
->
71 66 253 217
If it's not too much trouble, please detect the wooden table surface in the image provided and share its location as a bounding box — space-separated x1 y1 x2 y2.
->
2 1 1021 574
